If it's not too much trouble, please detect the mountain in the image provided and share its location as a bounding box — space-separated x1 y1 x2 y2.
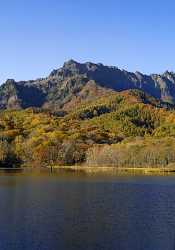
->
1 59 175 110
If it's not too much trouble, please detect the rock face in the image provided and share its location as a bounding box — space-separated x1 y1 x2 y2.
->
1 59 175 110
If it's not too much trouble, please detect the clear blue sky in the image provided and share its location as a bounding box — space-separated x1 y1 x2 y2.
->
0 0 175 83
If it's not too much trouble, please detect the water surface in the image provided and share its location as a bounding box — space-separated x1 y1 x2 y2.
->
0 174 175 250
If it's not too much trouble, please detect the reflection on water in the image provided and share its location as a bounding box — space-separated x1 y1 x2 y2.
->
0 174 175 250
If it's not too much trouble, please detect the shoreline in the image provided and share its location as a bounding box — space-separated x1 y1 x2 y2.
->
47 166 175 175
0 166 175 176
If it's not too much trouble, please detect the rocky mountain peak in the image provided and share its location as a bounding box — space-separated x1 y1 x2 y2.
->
63 59 79 67
5 79 16 85
1 60 175 110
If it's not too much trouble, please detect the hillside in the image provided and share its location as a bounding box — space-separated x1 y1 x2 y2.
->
1 60 175 110
0 89 175 168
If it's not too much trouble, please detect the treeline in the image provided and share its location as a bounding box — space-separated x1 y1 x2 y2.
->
86 138 175 168
0 137 87 168
0 140 20 168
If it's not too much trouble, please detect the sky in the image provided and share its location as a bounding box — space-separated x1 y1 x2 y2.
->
0 0 175 83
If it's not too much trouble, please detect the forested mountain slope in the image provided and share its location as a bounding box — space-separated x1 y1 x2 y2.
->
0 89 175 167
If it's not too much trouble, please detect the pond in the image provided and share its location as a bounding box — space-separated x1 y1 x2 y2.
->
0 174 175 250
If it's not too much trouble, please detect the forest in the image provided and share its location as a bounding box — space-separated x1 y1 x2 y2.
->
1 89 175 168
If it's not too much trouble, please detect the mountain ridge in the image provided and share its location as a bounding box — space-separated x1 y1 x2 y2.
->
1 59 175 110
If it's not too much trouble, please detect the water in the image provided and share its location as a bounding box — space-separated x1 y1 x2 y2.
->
0 174 175 250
